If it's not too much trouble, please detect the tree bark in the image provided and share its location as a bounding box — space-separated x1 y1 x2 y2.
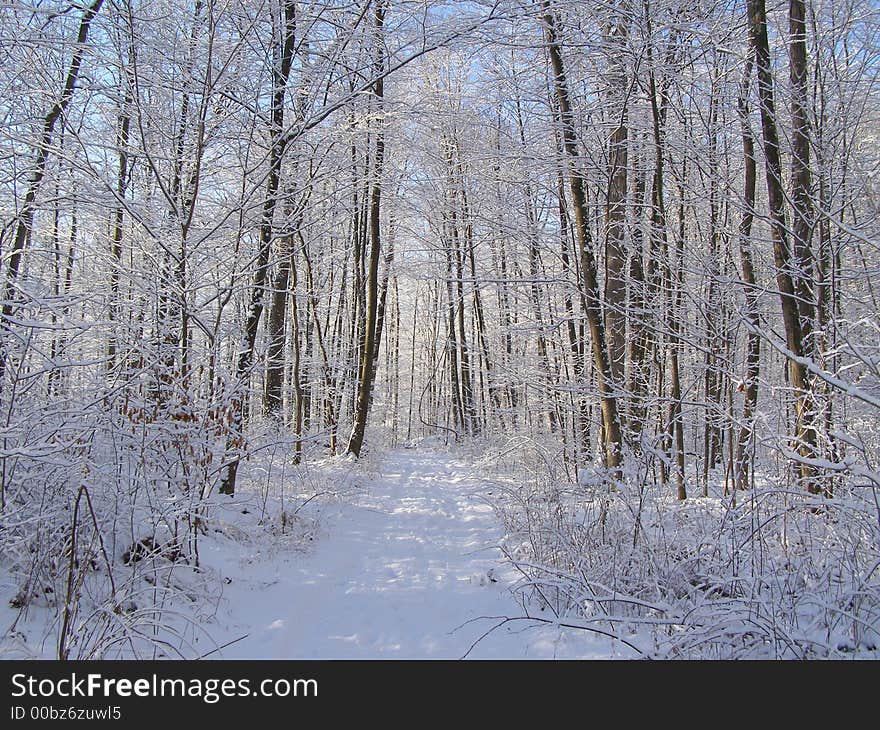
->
747 0 820 494
347 0 387 457
735 52 760 494
265 232 293 415
108 76 132 370
0 0 105 386
220 0 296 494
603 14 629 393
542 1 623 475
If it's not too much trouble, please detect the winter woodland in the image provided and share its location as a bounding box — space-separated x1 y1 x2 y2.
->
1 0 879 659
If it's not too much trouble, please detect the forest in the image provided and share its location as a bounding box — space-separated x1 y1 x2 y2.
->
0 0 878 659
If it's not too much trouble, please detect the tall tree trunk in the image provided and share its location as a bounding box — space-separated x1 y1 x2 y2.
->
220 0 296 494
642 3 678 488
603 14 629 397
813 46 837 497
627 157 649 449
0 0 105 386
735 52 760 493
302 236 339 453
667 177 687 500
514 88 557 433
289 239 304 464
467 212 497 419
265 186 309 415
542 1 623 475
555 154 591 463
446 154 476 435
444 224 465 433
108 76 132 370
347 0 387 457
747 0 820 494
265 232 294 415
789 0 816 359
702 82 722 493
156 0 207 403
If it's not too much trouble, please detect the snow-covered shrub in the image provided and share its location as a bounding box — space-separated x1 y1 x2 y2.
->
483 439 880 659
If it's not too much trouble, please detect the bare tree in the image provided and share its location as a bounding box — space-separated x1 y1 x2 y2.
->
0 0 106 385
542 0 624 474
747 0 820 494
348 0 388 457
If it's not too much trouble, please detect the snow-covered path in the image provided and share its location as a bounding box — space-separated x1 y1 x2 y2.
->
210 448 607 659
215 449 515 658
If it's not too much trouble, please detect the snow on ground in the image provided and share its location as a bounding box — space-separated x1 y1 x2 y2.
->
202 446 626 659
0 445 633 659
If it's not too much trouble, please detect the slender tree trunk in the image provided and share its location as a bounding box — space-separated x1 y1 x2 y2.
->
265 186 309 415
603 14 629 396
747 0 820 494
735 52 760 493
789 0 816 359
347 0 387 457
513 88 558 433
302 236 338 453
643 5 677 487
627 159 650 449
108 78 132 370
0 0 105 386
444 229 464 432
447 163 476 434
702 83 722 493
265 232 294 415
668 178 687 500
220 0 296 494
542 1 623 475
289 240 304 463
556 157 590 463
813 56 837 497
48 206 77 397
